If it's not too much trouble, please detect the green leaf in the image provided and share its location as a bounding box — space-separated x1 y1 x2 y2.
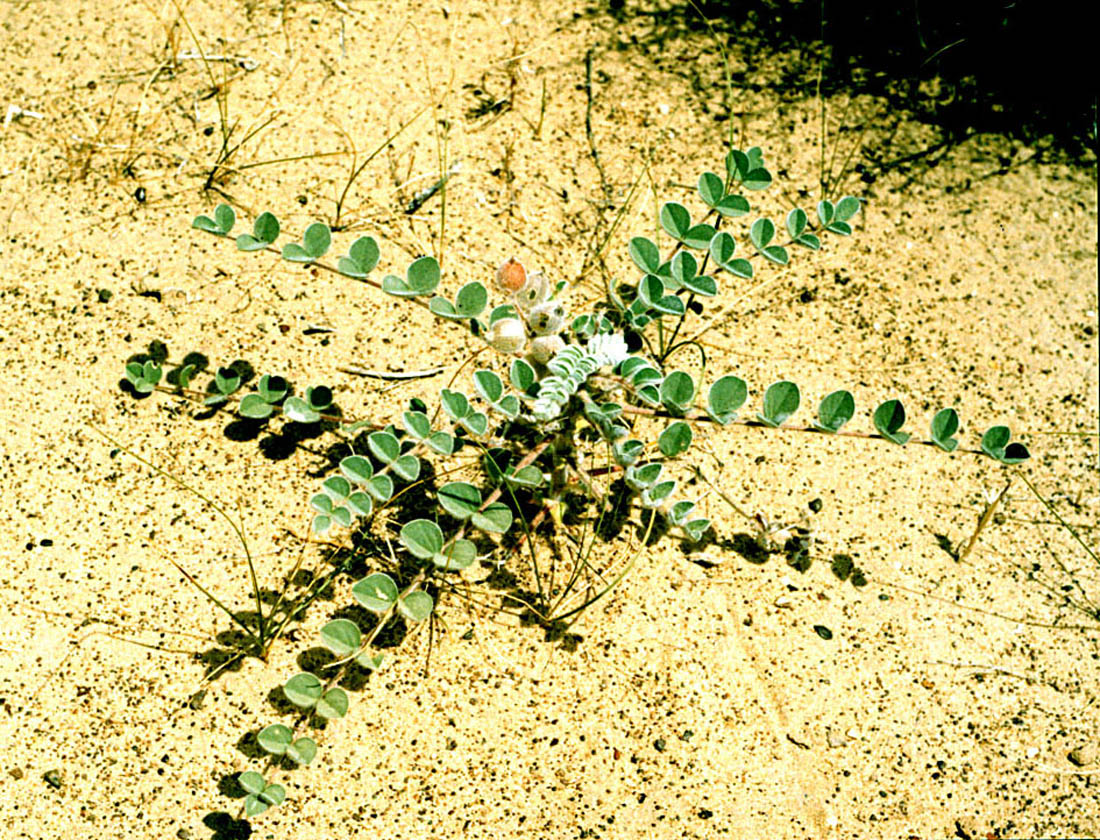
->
455 282 489 318
462 411 489 437
304 223 331 257
310 493 333 515
237 212 280 250
658 421 693 457
440 389 470 421
320 618 361 656
873 399 910 445
710 231 736 264
660 371 696 414
697 171 725 207
474 370 504 403
398 590 433 622
391 454 420 482
642 479 677 507
715 194 750 217
287 738 317 765
238 771 266 796
438 482 482 519
316 687 348 719
312 514 331 534
505 465 544 488
340 455 374 484
244 782 285 816
337 235 380 278
750 218 775 249
683 518 710 541
795 233 821 250
510 359 535 392
355 651 385 671
331 506 352 528
345 492 372 517
659 202 691 240
433 538 476 571
472 502 512 534
669 251 697 289
352 572 399 613
193 203 236 235
283 396 320 423
626 462 663 490
682 223 716 251
401 519 445 559
681 273 717 297
365 474 394 502
707 375 747 424
759 380 800 427
258 374 288 402
981 426 1030 464
426 431 454 455
402 410 432 440
786 208 807 240
816 390 855 433
368 431 400 464
835 196 861 222
321 475 351 502
283 673 323 708
930 408 960 452
817 200 835 226
629 237 661 274
239 393 274 419
257 724 293 756
383 256 440 297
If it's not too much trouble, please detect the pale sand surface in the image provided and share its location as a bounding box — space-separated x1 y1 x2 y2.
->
0 2 1097 838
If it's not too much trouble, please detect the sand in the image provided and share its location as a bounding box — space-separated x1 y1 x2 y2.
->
0 1 1097 838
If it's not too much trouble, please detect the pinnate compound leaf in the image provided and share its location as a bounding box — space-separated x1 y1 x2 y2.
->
352 572 399 613
816 390 855 433
759 380 800 427
873 399 911 445
658 421 693 457
930 408 960 452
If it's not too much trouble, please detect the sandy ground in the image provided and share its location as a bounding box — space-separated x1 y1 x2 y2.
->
1 1 1097 839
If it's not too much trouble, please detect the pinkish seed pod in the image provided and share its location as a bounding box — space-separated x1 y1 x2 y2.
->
489 317 527 354
496 258 527 293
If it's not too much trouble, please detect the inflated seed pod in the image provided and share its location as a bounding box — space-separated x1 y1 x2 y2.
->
489 317 527 354
496 258 527 293
527 301 566 336
529 334 565 364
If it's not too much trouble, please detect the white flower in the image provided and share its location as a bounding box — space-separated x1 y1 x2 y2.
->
585 332 629 367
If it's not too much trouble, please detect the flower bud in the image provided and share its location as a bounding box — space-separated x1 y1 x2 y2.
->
489 317 527 354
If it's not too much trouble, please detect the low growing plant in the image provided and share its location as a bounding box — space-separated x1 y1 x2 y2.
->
122 144 1028 819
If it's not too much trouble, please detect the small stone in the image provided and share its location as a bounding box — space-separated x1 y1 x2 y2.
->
808 498 823 513
43 769 62 789
774 595 792 609
826 728 848 748
654 738 666 752
1068 743 1097 767
813 625 833 640
97 288 113 303
9 767 23 780
176 829 192 840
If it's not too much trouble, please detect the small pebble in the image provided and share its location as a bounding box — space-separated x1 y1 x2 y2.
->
1026 746 1039 759
826 728 848 748
9 767 23 780
813 624 833 640
1069 743 1097 767
654 738 666 752
97 288 113 303
774 595 792 608
43 769 62 789
177 830 192 840
808 498 823 513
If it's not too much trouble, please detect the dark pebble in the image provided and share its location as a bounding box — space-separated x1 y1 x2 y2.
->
808 498 823 513
813 625 834 640
97 289 113 303
654 738 666 752
43 769 62 789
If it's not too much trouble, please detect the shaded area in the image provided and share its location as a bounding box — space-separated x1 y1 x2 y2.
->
620 0 1095 162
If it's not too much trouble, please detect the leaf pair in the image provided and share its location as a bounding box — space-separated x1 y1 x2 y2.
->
239 374 289 420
